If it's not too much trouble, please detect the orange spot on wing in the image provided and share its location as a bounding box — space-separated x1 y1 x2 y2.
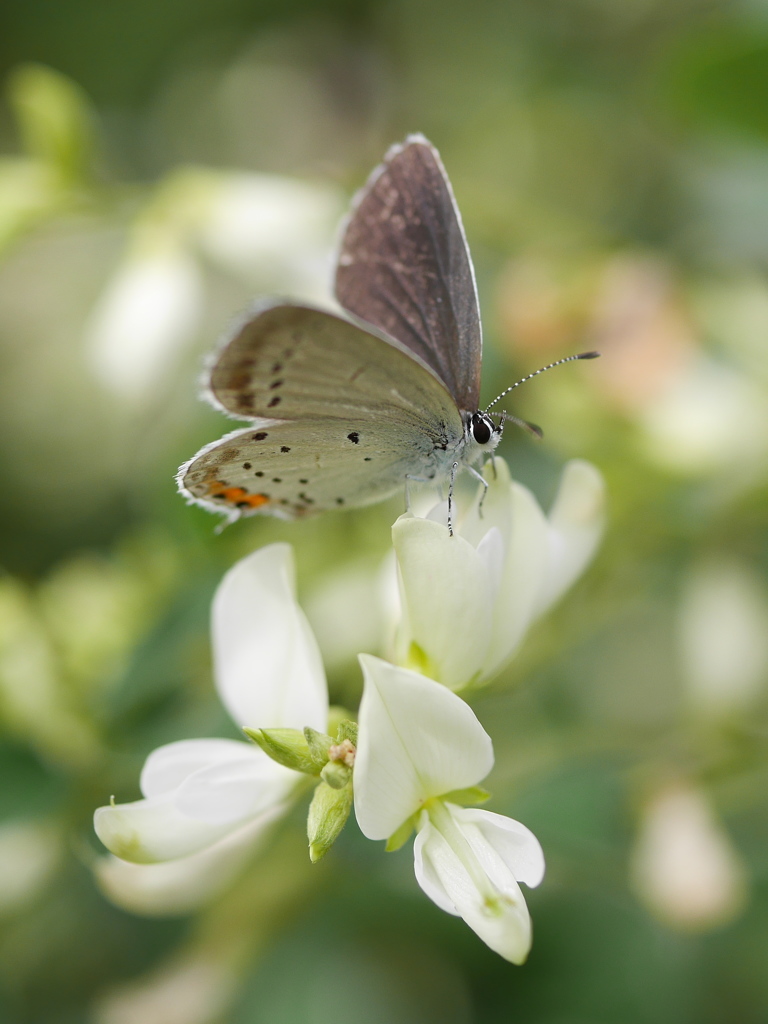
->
207 483 270 509
240 492 270 508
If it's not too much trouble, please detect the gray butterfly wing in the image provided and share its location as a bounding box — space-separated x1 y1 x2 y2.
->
180 418 442 518
334 134 482 412
178 302 465 519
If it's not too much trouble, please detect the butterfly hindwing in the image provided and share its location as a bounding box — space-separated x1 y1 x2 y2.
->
334 134 482 412
179 416 448 519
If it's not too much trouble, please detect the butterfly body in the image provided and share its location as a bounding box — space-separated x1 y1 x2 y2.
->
178 135 502 522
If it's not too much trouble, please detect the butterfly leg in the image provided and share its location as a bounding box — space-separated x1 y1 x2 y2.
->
464 464 489 517
447 462 460 536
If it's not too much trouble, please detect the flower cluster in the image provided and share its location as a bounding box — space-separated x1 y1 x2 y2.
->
95 458 604 961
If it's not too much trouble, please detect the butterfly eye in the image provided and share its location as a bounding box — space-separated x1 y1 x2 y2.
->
471 413 493 445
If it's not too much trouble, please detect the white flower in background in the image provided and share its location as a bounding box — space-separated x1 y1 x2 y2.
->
94 951 236 1024
637 355 768 477
679 559 768 718
354 655 544 964
629 783 748 931
196 172 343 300
86 240 203 401
94 544 328 909
392 457 605 690
0 819 61 913
86 167 342 402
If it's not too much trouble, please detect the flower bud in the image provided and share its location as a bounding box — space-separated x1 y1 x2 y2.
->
307 781 353 863
304 727 335 768
243 728 317 775
320 760 352 790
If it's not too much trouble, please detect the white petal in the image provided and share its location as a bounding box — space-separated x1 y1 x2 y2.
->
413 805 537 964
480 477 550 679
211 544 327 731
412 813 461 917
93 795 235 863
450 806 545 888
174 751 295 825
536 460 605 614
140 738 254 798
392 516 493 689
459 458 520 550
93 809 283 915
475 526 505 603
354 656 494 841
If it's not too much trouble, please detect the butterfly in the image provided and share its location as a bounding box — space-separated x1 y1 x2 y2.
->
177 134 596 529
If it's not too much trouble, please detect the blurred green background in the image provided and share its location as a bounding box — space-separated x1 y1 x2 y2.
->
1 0 767 1021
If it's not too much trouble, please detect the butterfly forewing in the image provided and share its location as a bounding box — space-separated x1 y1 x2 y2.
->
335 134 482 411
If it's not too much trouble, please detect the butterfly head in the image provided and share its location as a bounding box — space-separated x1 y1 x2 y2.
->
470 411 499 445
463 411 502 462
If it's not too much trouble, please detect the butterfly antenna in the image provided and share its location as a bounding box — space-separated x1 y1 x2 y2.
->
499 412 544 439
485 351 600 412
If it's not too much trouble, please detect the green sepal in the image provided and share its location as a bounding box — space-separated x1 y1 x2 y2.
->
243 728 318 775
442 786 491 806
385 815 416 852
335 719 358 745
321 760 352 790
304 727 335 768
307 781 353 863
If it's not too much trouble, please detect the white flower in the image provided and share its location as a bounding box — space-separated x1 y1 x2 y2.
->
629 783 748 931
86 244 203 401
392 457 605 690
195 172 343 300
94 544 327 908
354 655 544 963
678 559 768 718
93 814 282 916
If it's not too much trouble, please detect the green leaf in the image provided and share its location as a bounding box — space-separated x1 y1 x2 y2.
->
8 64 95 183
